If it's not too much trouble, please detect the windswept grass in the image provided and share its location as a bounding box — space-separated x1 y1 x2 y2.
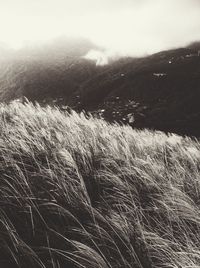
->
0 101 200 268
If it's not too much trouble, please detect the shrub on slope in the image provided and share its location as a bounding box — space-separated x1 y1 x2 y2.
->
0 101 200 268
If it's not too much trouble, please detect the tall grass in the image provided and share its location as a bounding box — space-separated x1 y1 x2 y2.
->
0 101 200 268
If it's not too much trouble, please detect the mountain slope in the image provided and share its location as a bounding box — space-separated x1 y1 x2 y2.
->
0 37 99 102
70 47 200 136
0 40 200 136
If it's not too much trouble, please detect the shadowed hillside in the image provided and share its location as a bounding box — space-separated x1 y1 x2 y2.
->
0 40 200 136
0 101 200 267
70 46 200 136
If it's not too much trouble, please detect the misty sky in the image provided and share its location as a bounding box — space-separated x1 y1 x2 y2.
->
0 0 200 57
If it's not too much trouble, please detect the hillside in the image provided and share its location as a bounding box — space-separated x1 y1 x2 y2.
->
0 40 200 136
0 101 200 268
0 37 99 102
70 46 200 136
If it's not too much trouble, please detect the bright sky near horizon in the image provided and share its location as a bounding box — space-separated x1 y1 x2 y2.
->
0 0 200 56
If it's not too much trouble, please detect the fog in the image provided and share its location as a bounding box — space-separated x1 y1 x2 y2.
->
0 0 200 58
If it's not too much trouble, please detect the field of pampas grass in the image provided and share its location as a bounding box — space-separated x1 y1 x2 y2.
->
0 101 200 268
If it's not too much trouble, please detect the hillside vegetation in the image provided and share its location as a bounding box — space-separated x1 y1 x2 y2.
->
0 40 200 136
0 101 200 268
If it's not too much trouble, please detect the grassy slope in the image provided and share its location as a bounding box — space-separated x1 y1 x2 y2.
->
0 101 200 268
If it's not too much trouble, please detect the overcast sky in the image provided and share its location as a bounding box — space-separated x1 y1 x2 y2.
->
0 0 200 56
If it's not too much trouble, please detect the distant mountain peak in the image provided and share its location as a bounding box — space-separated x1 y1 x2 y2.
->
187 41 200 51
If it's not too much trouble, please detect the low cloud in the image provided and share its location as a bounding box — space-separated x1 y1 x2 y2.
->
0 0 200 57
84 0 200 58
